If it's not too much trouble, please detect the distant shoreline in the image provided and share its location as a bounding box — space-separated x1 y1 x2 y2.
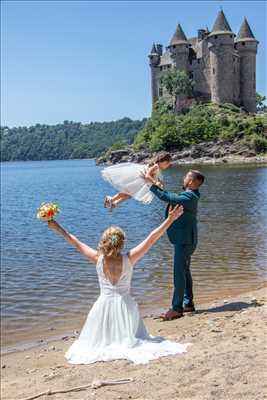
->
0 158 95 163
1 155 267 166
95 134 267 167
171 154 267 166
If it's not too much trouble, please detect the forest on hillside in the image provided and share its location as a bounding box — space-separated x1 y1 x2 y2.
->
1 118 146 161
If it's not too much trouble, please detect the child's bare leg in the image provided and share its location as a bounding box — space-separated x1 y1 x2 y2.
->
112 192 131 206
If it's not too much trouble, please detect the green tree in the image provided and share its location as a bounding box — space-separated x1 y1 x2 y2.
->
256 93 267 112
160 69 195 111
153 98 173 115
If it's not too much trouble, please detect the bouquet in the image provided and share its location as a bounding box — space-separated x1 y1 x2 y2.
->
36 202 60 222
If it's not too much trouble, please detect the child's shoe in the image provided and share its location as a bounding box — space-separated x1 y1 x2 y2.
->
104 196 114 211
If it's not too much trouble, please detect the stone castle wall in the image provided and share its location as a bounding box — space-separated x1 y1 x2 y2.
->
209 34 235 104
236 41 257 113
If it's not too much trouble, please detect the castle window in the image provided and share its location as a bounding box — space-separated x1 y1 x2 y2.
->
189 72 194 79
230 35 233 38
159 88 163 97
214 35 218 39
160 66 163 71
242 42 246 46
198 59 200 64
189 47 196 65
173 45 176 49
213 68 215 74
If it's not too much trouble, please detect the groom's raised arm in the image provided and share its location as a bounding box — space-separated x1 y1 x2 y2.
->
150 184 187 205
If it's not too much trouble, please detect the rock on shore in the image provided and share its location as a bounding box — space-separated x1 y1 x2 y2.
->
96 139 267 166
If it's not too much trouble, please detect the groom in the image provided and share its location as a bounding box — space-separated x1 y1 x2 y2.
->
145 170 205 320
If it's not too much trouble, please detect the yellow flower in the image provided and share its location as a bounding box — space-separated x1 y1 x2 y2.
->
36 202 60 221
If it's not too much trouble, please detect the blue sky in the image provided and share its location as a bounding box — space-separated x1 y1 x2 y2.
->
1 0 266 127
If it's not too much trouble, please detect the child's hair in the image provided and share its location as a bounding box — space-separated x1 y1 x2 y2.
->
155 151 171 164
189 170 205 185
98 226 125 257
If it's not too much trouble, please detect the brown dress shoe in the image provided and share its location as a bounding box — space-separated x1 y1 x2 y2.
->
183 304 195 312
160 308 183 321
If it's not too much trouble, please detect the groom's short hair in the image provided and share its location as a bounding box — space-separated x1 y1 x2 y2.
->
189 170 205 185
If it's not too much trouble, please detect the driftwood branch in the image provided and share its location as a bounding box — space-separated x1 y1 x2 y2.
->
19 378 134 400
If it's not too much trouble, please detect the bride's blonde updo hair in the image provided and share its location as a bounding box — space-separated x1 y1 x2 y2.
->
98 226 126 257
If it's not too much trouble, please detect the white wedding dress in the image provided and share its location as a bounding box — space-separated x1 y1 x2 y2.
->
65 254 190 365
102 162 161 204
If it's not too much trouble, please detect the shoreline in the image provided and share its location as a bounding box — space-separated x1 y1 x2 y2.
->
98 153 267 167
1 285 266 400
96 137 267 166
171 154 267 166
2 282 266 356
1 154 267 166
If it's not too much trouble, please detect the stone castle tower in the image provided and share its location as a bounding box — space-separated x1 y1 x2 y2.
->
149 10 259 112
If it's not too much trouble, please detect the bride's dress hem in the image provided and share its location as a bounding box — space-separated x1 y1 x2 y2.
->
65 341 191 365
65 254 190 365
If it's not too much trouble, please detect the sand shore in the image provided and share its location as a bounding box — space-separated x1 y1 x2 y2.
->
1 286 266 400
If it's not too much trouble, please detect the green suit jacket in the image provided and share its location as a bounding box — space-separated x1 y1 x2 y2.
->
150 185 200 246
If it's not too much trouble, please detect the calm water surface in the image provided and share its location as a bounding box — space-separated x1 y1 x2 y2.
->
1 160 267 350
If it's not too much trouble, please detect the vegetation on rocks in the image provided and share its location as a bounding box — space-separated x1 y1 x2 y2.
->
133 101 267 154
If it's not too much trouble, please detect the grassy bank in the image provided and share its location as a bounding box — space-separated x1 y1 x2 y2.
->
134 102 267 154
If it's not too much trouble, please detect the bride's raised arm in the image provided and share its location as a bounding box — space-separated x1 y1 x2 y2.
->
48 220 98 264
128 205 184 266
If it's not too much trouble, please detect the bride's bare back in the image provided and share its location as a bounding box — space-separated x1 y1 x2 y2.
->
102 255 123 285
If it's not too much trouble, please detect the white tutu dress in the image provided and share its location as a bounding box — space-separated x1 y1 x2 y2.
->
101 162 161 204
65 254 190 365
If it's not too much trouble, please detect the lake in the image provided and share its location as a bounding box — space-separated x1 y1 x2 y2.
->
1 159 267 351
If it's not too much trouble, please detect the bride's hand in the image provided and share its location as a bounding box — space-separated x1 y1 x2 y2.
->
168 205 184 221
48 220 59 230
141 171 151 182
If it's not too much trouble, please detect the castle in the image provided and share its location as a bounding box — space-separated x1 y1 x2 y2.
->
149 10 259 113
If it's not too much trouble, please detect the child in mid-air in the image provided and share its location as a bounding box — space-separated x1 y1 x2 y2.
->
102 152 171 209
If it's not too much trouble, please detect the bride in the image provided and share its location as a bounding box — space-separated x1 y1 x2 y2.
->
47 205 190 365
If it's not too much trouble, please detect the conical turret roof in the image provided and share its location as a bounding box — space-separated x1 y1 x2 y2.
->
150 43 158 54
170 24 187 45
236 18 257 42
210 10 233 35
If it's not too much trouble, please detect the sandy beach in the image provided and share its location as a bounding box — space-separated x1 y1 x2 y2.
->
1 286 266 400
